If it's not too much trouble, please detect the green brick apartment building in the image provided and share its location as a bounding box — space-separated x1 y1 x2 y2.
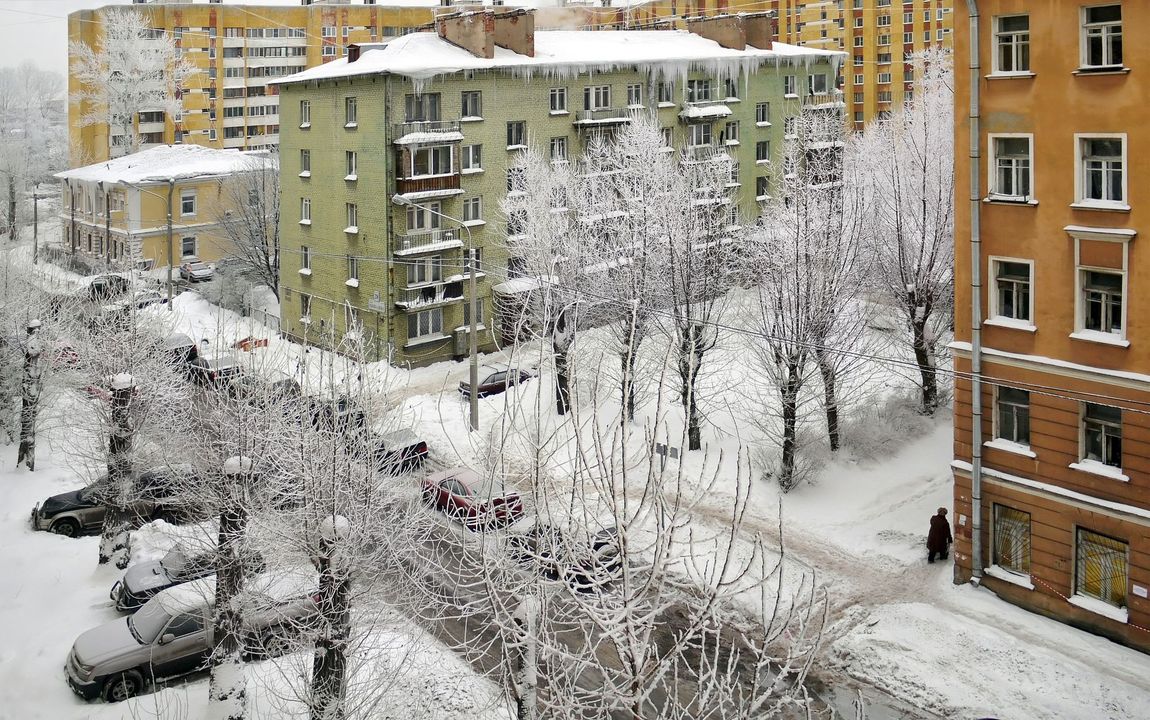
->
274 9 843 365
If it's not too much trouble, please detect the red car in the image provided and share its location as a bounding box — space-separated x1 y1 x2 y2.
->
421 467 524 530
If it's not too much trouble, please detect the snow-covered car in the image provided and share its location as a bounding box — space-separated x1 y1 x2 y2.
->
421 467 524 530
110 548 265 612
507 522 622 592
459 364 536 400
178 257 214 282
88 274 131 302
30 466 199 537
188 352 242 386
66 575 320 702
370 427 429 475
162 333 199 368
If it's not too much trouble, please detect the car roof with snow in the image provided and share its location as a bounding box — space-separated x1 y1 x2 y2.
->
425 467 519 499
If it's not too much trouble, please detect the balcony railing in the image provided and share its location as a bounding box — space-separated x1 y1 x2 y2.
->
391 120 462 140
682 144 728 162
396 282 464 309
572 108 633 125
803 89 845 107
395 173 461 196
394 227 466 255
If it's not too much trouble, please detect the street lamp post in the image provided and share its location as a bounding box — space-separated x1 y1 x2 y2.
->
391 194 479 432
121 178 176 311
31 183 40 265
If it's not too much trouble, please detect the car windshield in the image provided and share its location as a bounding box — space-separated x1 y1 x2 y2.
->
128 602 171 644
159 550 189 577
77 482 106 503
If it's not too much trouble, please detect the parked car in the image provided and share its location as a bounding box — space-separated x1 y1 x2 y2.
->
507 522 622 592
30 466 200 537
188 352 242 386
110 548 265 612
162 333 199 368
89 274 131 302
66 574 319 702
228 375 301 405
370 428 428 474
310 394 366 432
459 364 536 400
421 467 524 529
178 257 214 282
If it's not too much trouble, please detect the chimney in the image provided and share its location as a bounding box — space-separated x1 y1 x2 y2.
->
437 9 495 59
493 9 534 58
686 14 746 51
743 11 776 50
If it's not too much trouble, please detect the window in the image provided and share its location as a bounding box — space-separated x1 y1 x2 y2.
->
686 79 712 103
992 259 1032 323
783 76 797 96
1075 528 1127 609
784 117 797 137
877 72 893 84
723 78 739 100
461 90 482 118
1077 136 1125 206
405 93 441 122
994 15 1030 73
300 293 312 320
854 36 865 48
688 123 712 147
301 245 311 271
877 53 892 64
755 176 770 199
322 26 336 38
463 197 481 222
755 140 770 162
1083 403 1122 467
990 136 1032 200
462 144 482 172
660 127 673 148
1081 269 1123 335
407 255 442 285
181 236 197 257
344 97 357 127
463 298 484 326
165 613 204 638
550 136 568 162
657 82 674 104
1082 5 1122 69
507 121 526 148
584 85 611 110
507 167 527 193
808 74 829 94
347 256 359 282
464 247 482 275
406 202 442 232
755 102 770 125
549 87 567 112
345 151 357 180
877 14 891 27
626 84 643 106
408 308 443 339
995 387 1030 446
300 197 311 224
506 209 527 236
993 505 1031 576
346 203 358 231
411 146 453 176
723 121 739 144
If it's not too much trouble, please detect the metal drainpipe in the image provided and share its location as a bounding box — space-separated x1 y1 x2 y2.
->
967 0 984 585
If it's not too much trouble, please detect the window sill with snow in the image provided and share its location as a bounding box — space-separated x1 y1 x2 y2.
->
984 438 1037 459
984 316 1036 333
984 565 1035 590
1068 594 1128 623
1069 459 1129 483
1069 330 1129 348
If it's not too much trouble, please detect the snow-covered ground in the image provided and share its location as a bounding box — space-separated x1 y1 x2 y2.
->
7 250 1150 719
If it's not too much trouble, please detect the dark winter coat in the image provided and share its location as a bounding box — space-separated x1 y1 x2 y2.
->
927 514 953 553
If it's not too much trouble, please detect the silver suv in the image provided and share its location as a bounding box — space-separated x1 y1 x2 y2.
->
66 575 319 702
31 466 199 537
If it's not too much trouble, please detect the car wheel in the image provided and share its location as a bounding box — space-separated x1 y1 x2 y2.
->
102 671 143 702
50 518 80 537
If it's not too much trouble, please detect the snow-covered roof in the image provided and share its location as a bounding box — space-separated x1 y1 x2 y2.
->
55 145 277 185
276 30 845 87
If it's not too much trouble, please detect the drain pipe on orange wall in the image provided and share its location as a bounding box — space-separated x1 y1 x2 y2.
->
967 0 984 586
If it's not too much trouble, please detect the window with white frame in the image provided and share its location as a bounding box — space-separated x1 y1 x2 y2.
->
1083 402 1122 468
464 247 482 275
994 15 1030 73
783 75 797 96
688 123 712 147
995 387 1030 446
507 167 527 193
406 202 442 232
181 236 197 257
407 255 442 285
507 121 526 148
461 90 482 118
877 72 893 84
408 308 443 339
584 85 611 110
687 79 713 103
854 36 864 48
657 82 674 104
347 256 359 283
300 197 311 224
1077 136 1125 206
405 93 441 122
992 259 1032 323
755 140 770 162
550 136 568 162
723 121 739 144
1080 269 1123 335
345 150 357 180
344 96 357 127
301 245 311 271
1082 5 1122 69
626 84 642 106
300 149 311 176
755 102 770 125
345 203 357 230
660 127 673 148
1075 527 1127 609
180 191 196 216
462 196 481 223
299 100 310 127
755 176 770 199
549 87 567 112
410 146 452 178
808 74 829 94
993 505 1031 576
462 144 482 172
990 136 1032 200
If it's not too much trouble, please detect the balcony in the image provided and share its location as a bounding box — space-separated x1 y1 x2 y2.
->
395 173 461 197
391 120 463 144
572 108 633 126
804 89 845 108
395 281 464 309
394 228 465 256
678 101 732 121
682 144 729 163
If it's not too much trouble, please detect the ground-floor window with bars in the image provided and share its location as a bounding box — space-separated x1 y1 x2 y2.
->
993 504 1031 576
1075 527 1128 609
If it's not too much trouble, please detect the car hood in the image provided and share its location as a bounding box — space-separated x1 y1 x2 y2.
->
40 490 92 516
123 562 173 595
73 617 140 668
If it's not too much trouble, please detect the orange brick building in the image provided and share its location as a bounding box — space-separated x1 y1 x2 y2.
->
953 0 1150 651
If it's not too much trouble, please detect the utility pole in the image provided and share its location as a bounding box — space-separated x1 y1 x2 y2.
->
102 182 111 268
69 180 76 254
468 246 479 432
166 178 174 310
31 183 40 265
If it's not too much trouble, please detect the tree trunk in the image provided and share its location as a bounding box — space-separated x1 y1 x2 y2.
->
779 365 801 492
814 346 840 452
554 347 571 416
911 317 938 415
678 323 703 452
620 349 637 423
311 520 351 720
16 328 42 470
208 503 249 720
6 177 16 242
99 379 134 568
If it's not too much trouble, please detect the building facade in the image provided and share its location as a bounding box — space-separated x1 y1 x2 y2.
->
274 10 842 365
54 144 276 271
953 1 1150 652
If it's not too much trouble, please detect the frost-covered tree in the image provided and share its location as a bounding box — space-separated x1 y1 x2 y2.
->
858 48 954 415
211 152 281 300
69 8 194 158
0 63 65 241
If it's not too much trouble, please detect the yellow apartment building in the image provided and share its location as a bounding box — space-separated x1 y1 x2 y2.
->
54 144 276 271
953 1 1150 652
